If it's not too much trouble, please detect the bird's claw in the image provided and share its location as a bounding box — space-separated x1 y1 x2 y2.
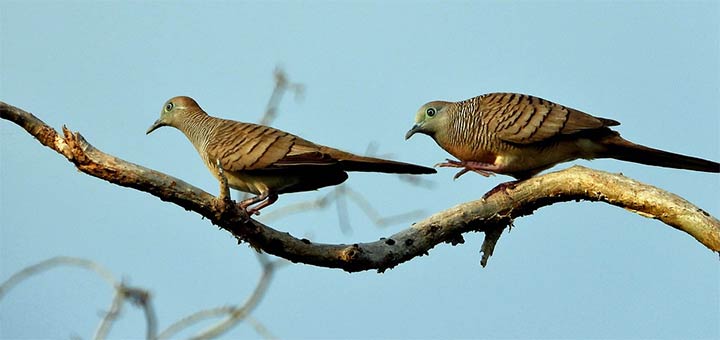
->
434 159 464 168
482 180 519 199
238 201 261 216
437 159 496 179
246 207 261 216
452 167 495 180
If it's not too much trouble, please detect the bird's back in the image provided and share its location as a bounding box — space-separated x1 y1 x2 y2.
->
184 114 432 193
440 93 620 177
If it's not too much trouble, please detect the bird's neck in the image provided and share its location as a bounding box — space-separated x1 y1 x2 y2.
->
176 110 219 155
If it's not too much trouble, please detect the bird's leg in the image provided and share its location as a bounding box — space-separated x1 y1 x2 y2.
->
238 194 265 214
435 159 498 179
239 191 278 216
434 159 465 167
215 159 232 203
246 193 278 216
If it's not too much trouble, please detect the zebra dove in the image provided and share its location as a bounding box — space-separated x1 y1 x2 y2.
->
148 96 435 215
405 92 719 179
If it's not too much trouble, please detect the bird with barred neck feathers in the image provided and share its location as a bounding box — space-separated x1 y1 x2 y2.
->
405 92 719 180
147 96 435 215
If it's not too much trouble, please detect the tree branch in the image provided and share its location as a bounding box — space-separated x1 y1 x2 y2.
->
2 101 718 273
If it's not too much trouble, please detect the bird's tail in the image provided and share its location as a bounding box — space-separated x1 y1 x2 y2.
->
324 148 436 174
598 136 719 173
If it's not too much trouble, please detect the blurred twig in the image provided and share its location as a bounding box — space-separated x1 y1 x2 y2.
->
156 253 281 339
364 141 436 190
247 316 279 340
94 286 125 340
126 286 157 340
0 256 157 340
261 184 426 233
241 67 303 204
258 67 305 127
244 69 432 234
0 256 116 299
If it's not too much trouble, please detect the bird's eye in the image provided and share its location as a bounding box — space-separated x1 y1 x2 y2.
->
165 102 174 111
426 107 436 117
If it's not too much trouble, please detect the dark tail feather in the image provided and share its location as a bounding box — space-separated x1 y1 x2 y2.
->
338 154 436 174
600 137 720 173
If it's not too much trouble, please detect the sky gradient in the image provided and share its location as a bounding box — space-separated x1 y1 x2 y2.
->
1 1 719 339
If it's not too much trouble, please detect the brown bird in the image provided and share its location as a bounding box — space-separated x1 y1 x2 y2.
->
147 96 435 215
405 92 719 180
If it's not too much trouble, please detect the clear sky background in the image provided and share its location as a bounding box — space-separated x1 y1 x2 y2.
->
1 1 719 339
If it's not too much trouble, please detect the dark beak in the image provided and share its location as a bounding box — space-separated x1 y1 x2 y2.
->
146 119 165 135
405 124 421 140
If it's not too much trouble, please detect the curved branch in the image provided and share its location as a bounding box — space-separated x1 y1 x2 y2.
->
2 101 718 273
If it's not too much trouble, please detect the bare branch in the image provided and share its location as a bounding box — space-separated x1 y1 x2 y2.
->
2 101 718 273
0 256 157 340
156 253 278 339
94 286 125 340
257 67 304 127
246 316 279 340
0 256 118 300
124 286 157 340
93 283 156 340
190 254 276 339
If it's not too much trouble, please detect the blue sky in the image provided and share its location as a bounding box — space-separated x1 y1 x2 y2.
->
1 1 719 339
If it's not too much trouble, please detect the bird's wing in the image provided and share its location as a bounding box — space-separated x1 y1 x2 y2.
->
482 93 619 145
206 120 339 171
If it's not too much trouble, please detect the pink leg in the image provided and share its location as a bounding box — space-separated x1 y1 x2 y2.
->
239 191 278 216
435 159 500 179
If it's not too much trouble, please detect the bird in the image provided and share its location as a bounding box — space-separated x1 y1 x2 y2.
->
147 96 435 215
405 92 719 180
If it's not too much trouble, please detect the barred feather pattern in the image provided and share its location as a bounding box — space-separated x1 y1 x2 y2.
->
175 109 222 168
417 92 718 178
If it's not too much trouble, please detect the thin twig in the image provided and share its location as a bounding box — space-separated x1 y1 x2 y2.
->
247 316 279 340
94 285 125 340
260 184 426 232
156 253 278 339
124 286 157 340
0 256 117 300
0 256 158 340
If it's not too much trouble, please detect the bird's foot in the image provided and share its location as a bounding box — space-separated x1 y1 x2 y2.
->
435 159 465 168
435 159 497 179
453 167 495 179
239 192 278 216
482 180 520 200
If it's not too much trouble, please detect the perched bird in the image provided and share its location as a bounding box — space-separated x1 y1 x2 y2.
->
405 92 719 180
147 96 435 215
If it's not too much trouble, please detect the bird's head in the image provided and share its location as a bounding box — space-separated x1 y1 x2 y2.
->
146 96 203 134
405 101 451 140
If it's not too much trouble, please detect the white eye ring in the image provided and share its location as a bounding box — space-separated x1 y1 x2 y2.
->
165 102 174 111
426 107 436 117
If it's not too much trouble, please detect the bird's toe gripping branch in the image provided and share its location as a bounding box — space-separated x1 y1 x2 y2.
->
435 159 498 179
213 159 277 217
239 192 278 216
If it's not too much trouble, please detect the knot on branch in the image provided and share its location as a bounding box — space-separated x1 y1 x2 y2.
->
62 126 92 165
340 244 362 262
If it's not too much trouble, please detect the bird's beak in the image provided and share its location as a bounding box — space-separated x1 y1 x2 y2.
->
146 119 165 135
405 123 422 140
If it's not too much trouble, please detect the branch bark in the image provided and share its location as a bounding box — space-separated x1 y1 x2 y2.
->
2 101 718 272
